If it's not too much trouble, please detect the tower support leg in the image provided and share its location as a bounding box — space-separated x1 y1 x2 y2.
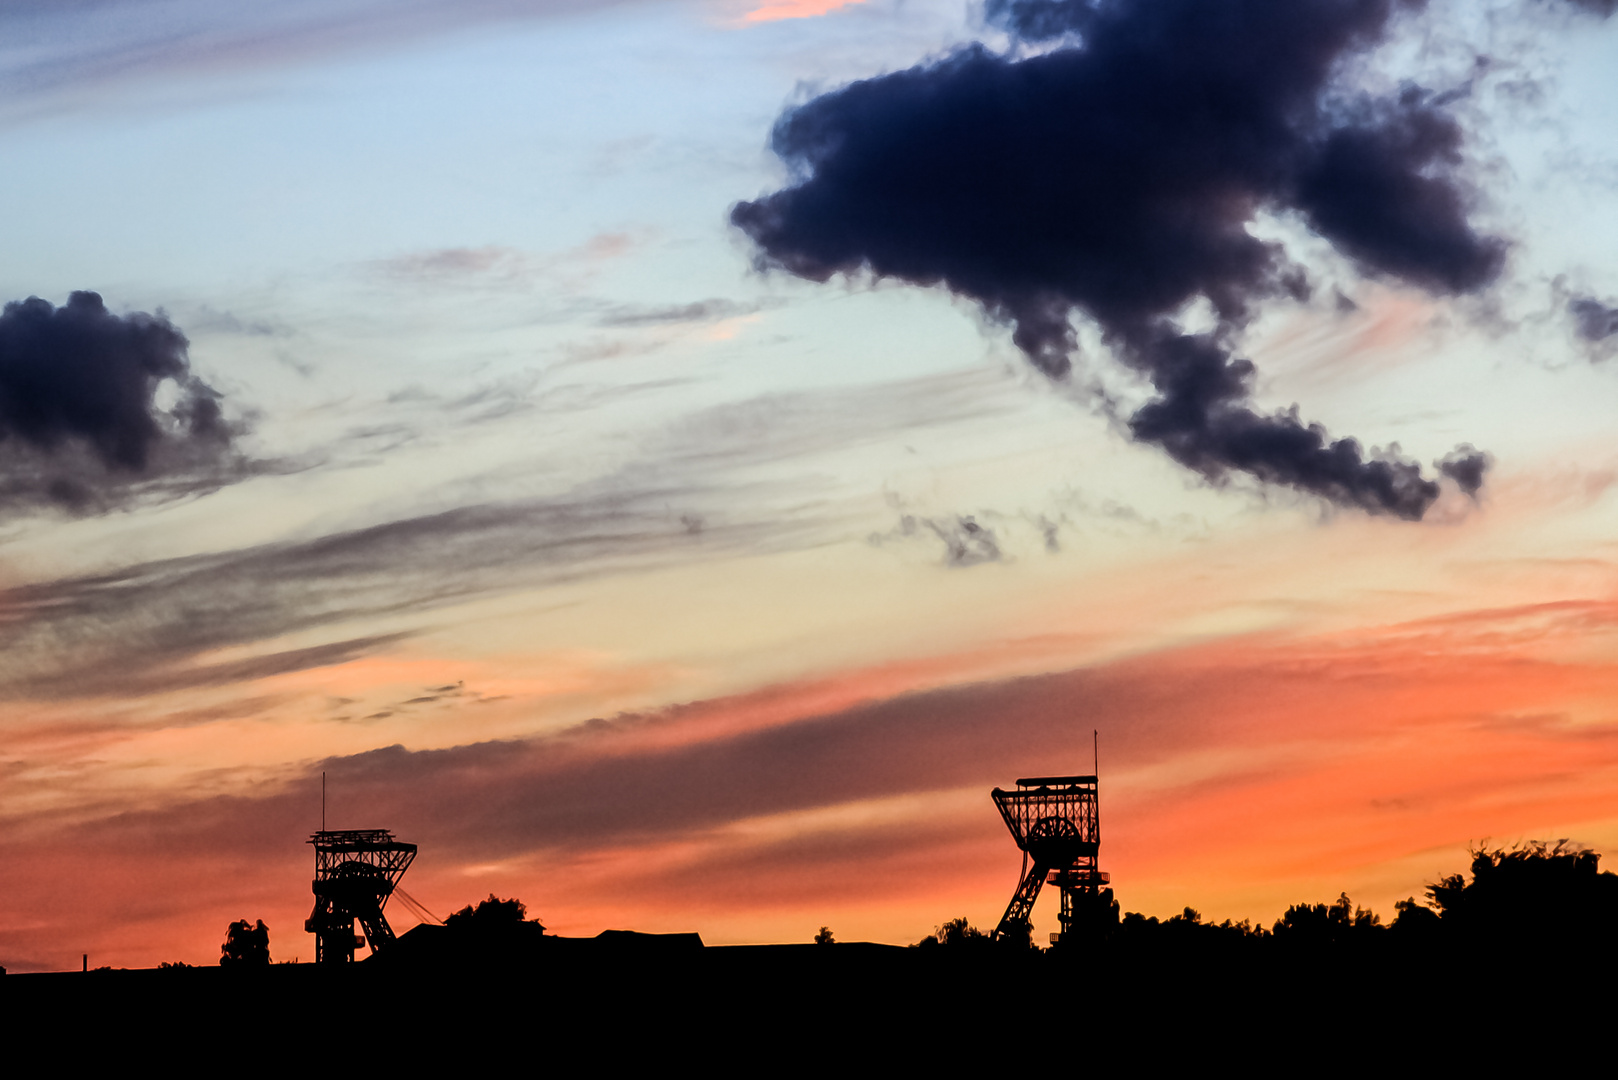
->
994 863 1048 942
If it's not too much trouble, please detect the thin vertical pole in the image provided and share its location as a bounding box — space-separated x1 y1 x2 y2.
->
322 771 326 832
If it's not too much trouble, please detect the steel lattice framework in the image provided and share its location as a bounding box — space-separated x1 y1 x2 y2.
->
305 829 417 964
991 775 1110 944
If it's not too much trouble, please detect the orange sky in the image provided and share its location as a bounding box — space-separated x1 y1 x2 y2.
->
9 580 1618 969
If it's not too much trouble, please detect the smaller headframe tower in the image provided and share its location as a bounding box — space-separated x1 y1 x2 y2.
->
305 829 417 964
990 774 1111 945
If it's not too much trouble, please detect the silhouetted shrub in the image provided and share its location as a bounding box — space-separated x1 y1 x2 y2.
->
220 920 270 967
918 916 1000 948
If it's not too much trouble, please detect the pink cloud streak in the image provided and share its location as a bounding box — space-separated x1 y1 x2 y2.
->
742 0 865 23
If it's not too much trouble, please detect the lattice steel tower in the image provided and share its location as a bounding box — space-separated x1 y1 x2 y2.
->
991 774 1111 944
305 829 417 964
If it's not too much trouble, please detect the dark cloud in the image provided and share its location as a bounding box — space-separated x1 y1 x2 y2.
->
1125 327 1444 518
0 291 252 515
730 0 1527 519
0 292 217 468
1568 295 1618 344
1034 513 1061 552
1437 443 1490 496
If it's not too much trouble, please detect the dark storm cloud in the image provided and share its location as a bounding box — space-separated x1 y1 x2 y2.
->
729 0 1552 519
0 291 251 514
0 292 214 467
1568 295 1618 344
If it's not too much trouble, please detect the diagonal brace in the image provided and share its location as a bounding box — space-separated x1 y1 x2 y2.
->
994 862 1048 941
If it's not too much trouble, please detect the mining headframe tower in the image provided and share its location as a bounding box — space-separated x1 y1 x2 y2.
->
305 829 417 964
991 773 1112 945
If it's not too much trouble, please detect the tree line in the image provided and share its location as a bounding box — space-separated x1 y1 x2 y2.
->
911 841 1618 954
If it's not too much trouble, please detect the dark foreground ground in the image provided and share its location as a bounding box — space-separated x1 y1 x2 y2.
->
6 930 1607 1067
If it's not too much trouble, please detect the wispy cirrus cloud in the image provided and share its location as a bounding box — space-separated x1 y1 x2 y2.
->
0 485 823 701
0 0 647 117
0 365 1026 701
596 298 773 328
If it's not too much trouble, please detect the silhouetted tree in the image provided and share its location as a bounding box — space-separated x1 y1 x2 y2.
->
220 919 270 967
445 894 544 931
1390 896 1442 940
999 918 1036 950
1272 893 1382 946
1424 841 1618 947
814 926 835 945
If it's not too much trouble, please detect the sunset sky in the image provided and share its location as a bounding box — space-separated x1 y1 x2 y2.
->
4 0 1618 971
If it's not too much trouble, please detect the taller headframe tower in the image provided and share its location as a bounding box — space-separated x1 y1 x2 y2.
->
990 774 1112 945
305 829 417 964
